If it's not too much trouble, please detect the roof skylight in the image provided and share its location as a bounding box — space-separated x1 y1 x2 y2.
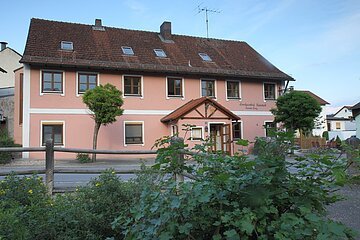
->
122 46 134 55
154 49 167 58
61 41 73 51
199 53 212 62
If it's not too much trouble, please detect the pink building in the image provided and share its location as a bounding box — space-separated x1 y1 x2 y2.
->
14 19 294 159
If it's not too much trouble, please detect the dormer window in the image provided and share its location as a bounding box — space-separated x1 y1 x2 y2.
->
199 53 212 62
154 49 167 58
61 41 73 51
122 46 134 55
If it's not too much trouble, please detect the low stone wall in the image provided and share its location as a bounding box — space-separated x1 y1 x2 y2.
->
0 95 14 138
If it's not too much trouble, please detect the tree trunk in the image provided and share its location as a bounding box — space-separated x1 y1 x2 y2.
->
92 122 101 162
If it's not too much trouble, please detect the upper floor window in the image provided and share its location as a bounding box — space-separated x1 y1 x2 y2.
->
124 75 142 96
167 77 183 97
60 41 73 51
201 79 215 97
264 83 276 100
42 123 63 146
42 71 63 94
199 53 212 62
226 81 240 99
154 49 167 58
78 73 97 94
121 46 134 55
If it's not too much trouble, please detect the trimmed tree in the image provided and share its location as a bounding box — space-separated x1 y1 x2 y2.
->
271 91 322 134
83 84 124 162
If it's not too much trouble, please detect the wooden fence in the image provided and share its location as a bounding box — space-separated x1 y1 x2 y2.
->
0 139 157 195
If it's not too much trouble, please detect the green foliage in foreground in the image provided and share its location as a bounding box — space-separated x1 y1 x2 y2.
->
0 134 358 239
0 171 142 239
0 129 18 164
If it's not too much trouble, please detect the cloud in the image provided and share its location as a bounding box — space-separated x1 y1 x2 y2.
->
124 0 147 15
242 0 295 36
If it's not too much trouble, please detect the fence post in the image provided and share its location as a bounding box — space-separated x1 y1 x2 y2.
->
45 139 54 195
170 136 185 184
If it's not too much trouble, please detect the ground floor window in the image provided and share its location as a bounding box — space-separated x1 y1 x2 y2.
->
171 125 178 136
125 122 144 145
264 121 276 137
232 121 242 139
191 126 203 141
42 123 64 146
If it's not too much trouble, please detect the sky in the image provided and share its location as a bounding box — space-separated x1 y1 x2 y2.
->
1 0 359 112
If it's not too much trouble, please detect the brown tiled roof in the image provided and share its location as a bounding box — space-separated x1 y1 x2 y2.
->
21 18 294 81
296 90 329 105
352 102 360 118
161 97 240 123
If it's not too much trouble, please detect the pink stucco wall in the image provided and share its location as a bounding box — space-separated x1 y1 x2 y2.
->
13 68 23 145
17 67 280 159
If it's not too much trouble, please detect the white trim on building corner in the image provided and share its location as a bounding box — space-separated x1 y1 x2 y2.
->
22 64 31 158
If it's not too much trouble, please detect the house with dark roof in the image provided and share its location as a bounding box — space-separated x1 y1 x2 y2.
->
327 105 356 140
14 18 294 158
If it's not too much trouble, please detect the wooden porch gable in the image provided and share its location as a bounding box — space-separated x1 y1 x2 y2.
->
161 97 240 123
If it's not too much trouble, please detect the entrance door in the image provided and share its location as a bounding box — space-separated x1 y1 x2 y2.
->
209 123 231 155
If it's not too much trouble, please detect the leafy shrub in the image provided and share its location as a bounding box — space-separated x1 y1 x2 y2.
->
322 131 329 140
118 135 356 239
76 153 92 163
0 129 17 164
0 174 52 239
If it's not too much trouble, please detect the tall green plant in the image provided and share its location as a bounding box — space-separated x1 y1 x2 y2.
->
83 84 124 161
271 91 322 134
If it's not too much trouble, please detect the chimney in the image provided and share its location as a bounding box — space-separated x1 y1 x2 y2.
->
95 19 102 27
0 42 8 51
92 19 105 31
160 21 172 41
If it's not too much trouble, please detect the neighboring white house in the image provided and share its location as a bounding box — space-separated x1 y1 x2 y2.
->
327 106 356 140
0 42 22 88
352 102 360 139
297 90 329 137
0 42 22 137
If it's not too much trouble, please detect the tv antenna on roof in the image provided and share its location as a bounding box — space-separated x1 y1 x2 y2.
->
197 4 221 39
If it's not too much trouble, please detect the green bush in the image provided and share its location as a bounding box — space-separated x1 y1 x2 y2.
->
0 130 17 164
118 135 356 239
76 153 92 163
322 131 329 140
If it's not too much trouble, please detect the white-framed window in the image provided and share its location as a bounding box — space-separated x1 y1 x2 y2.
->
154 49 167 58
60 41 73 51
40 70 65 95
264 121 276 137
264 82 276 100
124 121 144 146
167 77 184 98
232 121 243 140
191 126 204 141
226 80 241 100
77 72 99 95
40 121 65 146
201 79 216 98
199 53 212 62
121 46 134 55
122 75 143 98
